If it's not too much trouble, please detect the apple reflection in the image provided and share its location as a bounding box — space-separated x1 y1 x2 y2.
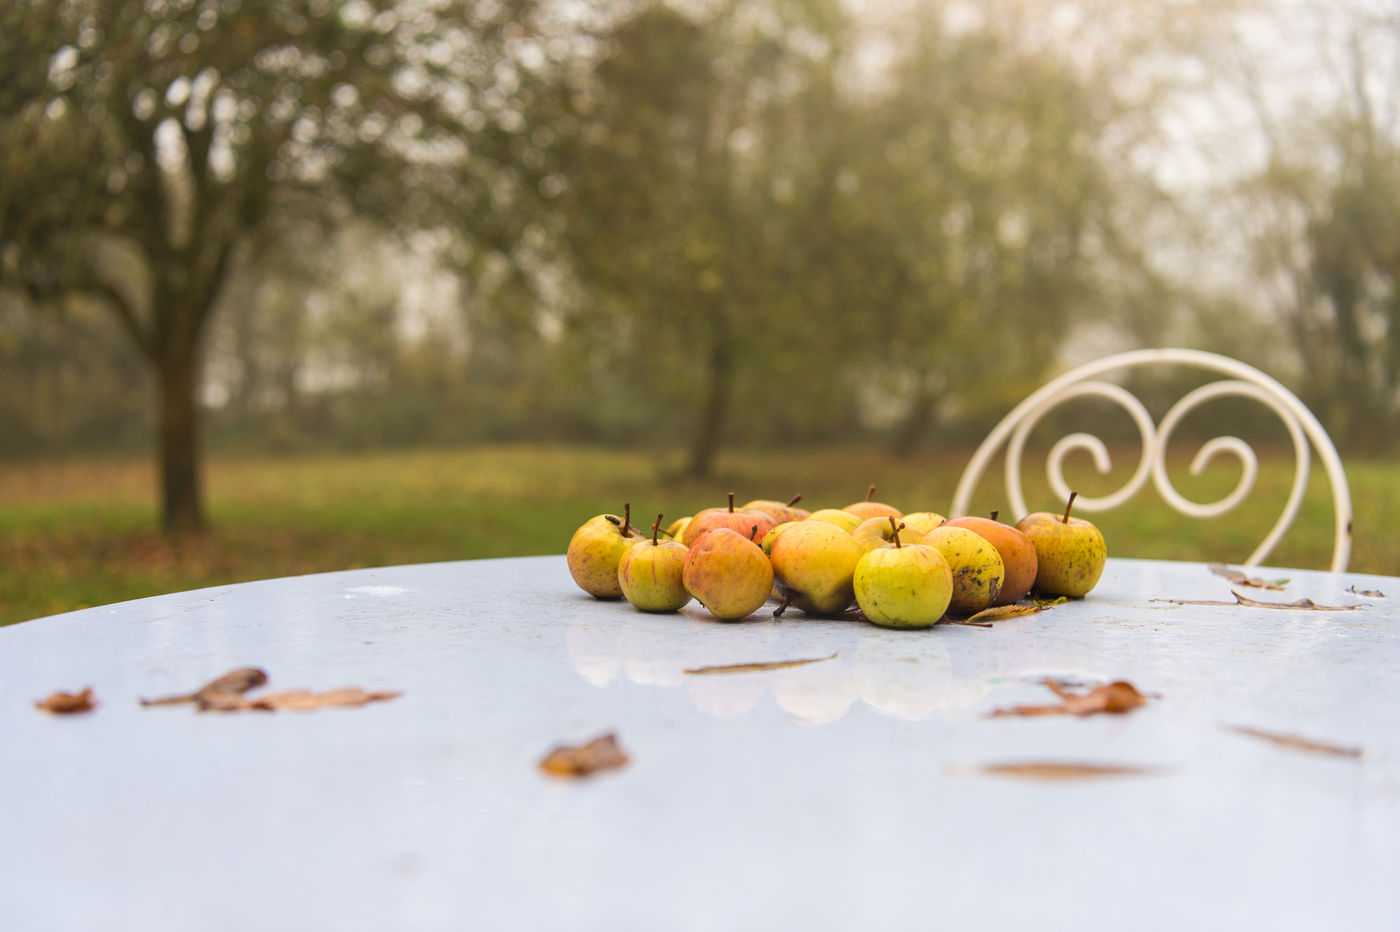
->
564 605 1008 724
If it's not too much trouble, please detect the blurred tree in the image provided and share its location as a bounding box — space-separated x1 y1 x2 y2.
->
0 0 541 531
551 0 858 476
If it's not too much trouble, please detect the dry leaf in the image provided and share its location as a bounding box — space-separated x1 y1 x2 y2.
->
1030 595 1070 608
248 688 402 712
1164 590 1362 611
1222 724 1362 758
964 604 1043 623
683 653 837 675
539 732 630 778
991 679 1148 717
1208 563 1286 590
140 667 269 709
956 761 1165 780
1347 585 1385 598
35 687 97 715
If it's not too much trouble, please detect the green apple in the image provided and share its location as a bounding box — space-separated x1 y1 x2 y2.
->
1015 493 1107 597
768 518 862 615
665 515 693 542
850 515 903 554
920 525 1005 614
617 514 692 612
843 484 903 522
900 512 946 536
566 503 646 599
805 508 863 533
683 527 774 620
942 512 1038 605
681 492 778 546
853 527 953 628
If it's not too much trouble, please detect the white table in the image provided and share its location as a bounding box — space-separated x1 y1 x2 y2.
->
2 556 1397 931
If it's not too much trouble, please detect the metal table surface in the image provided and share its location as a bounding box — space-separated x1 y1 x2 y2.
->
2 555 1397 932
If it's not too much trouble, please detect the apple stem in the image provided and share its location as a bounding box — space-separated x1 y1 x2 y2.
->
866 484 877 502
787 494 803 507
1061 492 1078 524
748 524 759 542
651 514 663 546
773 592 792 619
990 509 999 522
892 521 907 548
727 491 735 513
621 502 632 536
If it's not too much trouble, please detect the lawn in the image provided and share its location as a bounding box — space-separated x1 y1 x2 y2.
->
1 442 1395 626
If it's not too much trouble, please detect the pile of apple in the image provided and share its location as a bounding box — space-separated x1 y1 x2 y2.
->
565 487 1107 629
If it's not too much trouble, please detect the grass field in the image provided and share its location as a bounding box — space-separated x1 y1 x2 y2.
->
1 443 1395 626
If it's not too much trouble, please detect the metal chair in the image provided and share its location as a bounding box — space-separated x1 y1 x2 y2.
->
950 348 1353 572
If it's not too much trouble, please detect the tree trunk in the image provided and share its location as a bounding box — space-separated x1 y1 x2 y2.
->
156 344 205 534
891 381 936 457
686 337 732 478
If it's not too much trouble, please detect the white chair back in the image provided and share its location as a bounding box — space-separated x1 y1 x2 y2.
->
949 348 1353 572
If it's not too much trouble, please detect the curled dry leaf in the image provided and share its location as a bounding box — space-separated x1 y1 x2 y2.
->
1346 584 1385 598
140 667 269 710
1222 724 1362 758
684 653 837 676
1208 563 1286 590
247 688 402 712
991 679 1148 718
539 732 630 778
954 761 1165 780
1163 590 1363 611
35 687 97 715
964 604 1043 624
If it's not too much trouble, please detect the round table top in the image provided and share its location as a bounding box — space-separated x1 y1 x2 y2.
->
2 555 1397 931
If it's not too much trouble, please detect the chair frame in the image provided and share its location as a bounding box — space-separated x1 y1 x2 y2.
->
949 348 1353 572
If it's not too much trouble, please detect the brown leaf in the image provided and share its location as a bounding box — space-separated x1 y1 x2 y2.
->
539 732 630 778
991 679 1148 717
140 667 269 709
1164 590 1363 611
35 687 97 715
1208 563 1287 590
964 604 1043 623
247 688 402 712
1347 585 1385 598
683 653 837 675
956 761 1165 780
1222 724 1362 758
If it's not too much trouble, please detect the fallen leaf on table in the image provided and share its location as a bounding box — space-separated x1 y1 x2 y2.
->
1162 590 1362 611
1029 595 1070 608
1208 563 1287 590
1346 584 1385 598
684 653 837 675
1222 724 1362 758
990 679 1148 717
140 667 269 710
953 761 1166 780
247 688 402 712
964 604 1044 623
35 687 97 715
539 732 630 778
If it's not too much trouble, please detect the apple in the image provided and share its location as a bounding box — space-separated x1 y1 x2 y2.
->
1016 492 1107 598
683 527 774 620
767 518 862 615
920 525 1005 614
681 492 778 547
617 514 692 612
805 508 863 533
853 523 953 629
850 515 904 553
942 511 1038 605
900 512 946 536
665 515 693 542
566 503 646 599
742 494 811 524
843 484 903 521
